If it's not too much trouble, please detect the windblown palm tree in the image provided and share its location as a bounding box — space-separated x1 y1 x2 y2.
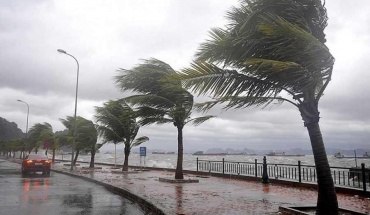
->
28 123 54 155
179 0 336 214
9 138 22 158
76 119 99 168
115 59 214 179
95 100 149 171
60 116 98 166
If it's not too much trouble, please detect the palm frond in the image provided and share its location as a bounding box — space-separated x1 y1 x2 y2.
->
181 61 280 98
115 58 177 94
220 95 284 109
139 117 173 126
187 116 215 126
94 99 141 146
125 94 176 110
256 13 333 72
130 136 149 148
193 101 221 112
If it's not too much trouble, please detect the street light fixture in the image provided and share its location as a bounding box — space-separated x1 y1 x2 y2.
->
57 49 79 171
17 99 29 159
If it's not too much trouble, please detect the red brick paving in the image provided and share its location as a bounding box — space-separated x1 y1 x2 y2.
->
52 163 370 215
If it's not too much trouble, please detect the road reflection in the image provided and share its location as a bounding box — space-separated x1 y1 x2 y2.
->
175 185 184 215
0 160 145 215
22 176 50 204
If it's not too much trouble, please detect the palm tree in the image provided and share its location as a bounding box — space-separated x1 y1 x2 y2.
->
76 120 98 168
115 59 214 179
179 0 336 214
9 138 22 158
60 116 98 166
52 130 69 163
27 123 54 155
94 99 149 171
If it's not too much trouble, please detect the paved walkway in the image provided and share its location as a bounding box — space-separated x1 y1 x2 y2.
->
51 161 370 215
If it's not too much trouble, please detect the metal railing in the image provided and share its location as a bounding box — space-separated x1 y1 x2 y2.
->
196 157 370 192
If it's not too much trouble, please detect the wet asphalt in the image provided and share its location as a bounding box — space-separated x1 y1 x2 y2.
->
0 159 145 215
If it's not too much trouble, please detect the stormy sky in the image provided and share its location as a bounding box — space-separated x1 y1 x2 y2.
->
1 0 369 152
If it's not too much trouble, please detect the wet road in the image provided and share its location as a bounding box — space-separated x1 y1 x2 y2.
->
0 159 145 215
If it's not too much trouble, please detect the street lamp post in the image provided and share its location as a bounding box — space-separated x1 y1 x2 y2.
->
17 99 29 159
57 49 79 171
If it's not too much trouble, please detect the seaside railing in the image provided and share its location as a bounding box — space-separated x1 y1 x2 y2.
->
196 157 370 192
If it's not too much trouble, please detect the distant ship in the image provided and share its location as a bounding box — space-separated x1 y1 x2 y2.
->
152 151 176 154
192 151 227 156
152 151 166 154
333 152 345 158
192 151 251 156
266 151 305 157
333 151 370 159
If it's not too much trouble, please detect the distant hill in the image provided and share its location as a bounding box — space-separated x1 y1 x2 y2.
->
201 147 370 156
0 117 24 141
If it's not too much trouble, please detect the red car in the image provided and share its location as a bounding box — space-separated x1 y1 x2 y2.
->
21 154 51 175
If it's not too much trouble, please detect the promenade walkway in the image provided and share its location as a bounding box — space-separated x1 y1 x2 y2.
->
51 161 370 215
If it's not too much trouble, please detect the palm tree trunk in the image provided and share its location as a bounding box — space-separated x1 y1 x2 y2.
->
90 151 95 168
175 126 184 179
114 143 117 166
73 149 79 165
306 122 338 215
122 144 130 171
52 147 56 163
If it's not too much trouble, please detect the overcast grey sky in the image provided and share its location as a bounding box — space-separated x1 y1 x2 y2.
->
1 0 369 152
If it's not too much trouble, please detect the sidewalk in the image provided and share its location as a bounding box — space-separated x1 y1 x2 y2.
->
52 162 370 215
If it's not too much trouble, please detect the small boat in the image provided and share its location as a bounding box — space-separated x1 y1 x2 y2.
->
333 152 345 158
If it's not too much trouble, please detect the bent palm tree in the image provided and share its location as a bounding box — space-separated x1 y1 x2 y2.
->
179 0 337 214
115 59 214 179
95 100 149 171
60 116 98 166
28 123 54 155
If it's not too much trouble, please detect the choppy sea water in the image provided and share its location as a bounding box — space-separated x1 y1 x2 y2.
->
55 153 370 170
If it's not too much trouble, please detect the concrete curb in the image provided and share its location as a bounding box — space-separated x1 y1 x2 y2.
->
51 168 166 215
278 206 368 215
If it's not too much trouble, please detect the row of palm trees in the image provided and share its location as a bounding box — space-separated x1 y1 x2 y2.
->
0 100 151 170
2 58 214 182
3 0 337 213
114 0 338 214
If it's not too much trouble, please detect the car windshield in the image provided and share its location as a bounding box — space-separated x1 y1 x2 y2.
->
27 154 48 160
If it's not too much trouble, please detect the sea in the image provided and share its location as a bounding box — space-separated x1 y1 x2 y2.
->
54 153 370 170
